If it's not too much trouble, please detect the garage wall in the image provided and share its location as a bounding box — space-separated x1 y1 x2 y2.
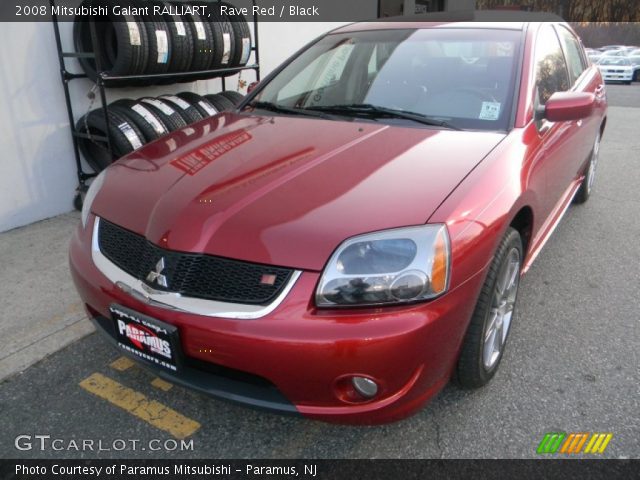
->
0 21 348 233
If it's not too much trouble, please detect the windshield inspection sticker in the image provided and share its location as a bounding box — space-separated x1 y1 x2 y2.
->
479 101 501 121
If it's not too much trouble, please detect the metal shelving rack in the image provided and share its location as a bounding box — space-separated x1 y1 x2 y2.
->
50 0 261 209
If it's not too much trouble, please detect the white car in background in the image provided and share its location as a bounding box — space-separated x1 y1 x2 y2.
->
628 49 640 81
597 57 634 84
585 48 602 63
599 45 627 52
601 49 630 57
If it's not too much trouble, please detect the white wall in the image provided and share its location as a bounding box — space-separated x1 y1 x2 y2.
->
0 21 347 233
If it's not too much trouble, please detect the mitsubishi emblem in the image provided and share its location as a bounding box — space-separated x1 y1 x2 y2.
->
146 258 168 288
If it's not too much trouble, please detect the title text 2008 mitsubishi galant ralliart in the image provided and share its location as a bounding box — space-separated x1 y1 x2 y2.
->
70 19 607 424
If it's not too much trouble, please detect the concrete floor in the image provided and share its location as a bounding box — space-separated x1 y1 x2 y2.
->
0 211 94 381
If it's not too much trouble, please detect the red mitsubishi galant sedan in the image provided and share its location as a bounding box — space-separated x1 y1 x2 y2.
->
70 19 607 423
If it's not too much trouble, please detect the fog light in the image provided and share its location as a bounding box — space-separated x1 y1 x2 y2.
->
351 376 378 398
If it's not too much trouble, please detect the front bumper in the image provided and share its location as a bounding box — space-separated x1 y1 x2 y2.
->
601 72 633 82
70 216 484 424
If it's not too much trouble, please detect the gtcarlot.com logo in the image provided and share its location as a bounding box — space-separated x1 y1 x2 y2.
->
537 432 613 455
15 435 194 452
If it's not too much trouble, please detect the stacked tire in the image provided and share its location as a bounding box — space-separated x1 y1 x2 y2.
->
74 0 252 84
76 92 245 172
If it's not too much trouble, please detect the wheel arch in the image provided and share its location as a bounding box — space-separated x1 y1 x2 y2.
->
599 116 607 138
508 206 534 257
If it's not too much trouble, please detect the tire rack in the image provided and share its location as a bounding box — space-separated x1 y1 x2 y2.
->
50 0 261 209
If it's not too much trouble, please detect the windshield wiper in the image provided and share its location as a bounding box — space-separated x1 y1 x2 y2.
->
305 104 462 130
248 101 333 120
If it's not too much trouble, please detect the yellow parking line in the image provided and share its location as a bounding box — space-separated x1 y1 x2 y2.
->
110 356 135 372
79 373 200 439
151 377 174 392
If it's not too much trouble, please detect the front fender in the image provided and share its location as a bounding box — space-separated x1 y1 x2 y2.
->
428 127 541 292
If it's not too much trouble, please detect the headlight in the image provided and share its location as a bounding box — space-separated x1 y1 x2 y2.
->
316 225 450 307
81 170 107 228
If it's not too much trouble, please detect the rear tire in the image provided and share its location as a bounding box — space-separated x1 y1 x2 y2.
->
574 131 601 204
455 228 523 389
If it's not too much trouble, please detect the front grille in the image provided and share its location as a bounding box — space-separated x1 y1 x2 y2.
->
98 219 294 305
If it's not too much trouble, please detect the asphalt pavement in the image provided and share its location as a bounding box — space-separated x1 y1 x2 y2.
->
0 84 638 459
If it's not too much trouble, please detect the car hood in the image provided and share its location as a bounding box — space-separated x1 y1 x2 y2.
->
598 64 632 69
93 112 504 271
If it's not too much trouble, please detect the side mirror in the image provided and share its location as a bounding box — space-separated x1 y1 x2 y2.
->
247 81 259 94
535 92 595 122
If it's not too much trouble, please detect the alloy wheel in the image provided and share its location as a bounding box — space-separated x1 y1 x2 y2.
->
483 247 521 370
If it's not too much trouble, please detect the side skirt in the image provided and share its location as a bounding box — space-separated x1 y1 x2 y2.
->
522 177 583 274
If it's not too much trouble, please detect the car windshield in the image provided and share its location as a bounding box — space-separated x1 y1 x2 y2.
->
251 28 522 131
598 57 631 65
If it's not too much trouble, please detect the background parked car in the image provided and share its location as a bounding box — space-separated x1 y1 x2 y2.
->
597 56 634 84
598 45 627 52
628 49 640 81
585 48 602 63
600 48 630 57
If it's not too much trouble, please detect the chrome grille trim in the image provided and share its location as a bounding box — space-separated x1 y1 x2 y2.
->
91 217 302 319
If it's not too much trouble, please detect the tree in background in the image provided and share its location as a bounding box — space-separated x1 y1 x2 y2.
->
476 0 640 21
571 23 640 47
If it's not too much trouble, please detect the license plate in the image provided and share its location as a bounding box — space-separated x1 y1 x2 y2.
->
110 305 181 372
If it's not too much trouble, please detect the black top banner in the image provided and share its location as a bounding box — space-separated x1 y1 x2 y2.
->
2 0 640 22
1 459 639 480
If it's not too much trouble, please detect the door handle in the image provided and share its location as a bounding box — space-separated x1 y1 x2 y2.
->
595 84 605 96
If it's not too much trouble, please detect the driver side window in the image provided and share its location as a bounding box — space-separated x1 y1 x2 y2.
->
534 25 570 106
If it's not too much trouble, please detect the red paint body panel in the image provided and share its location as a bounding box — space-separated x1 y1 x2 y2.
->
544 92 595 123
92 114 504 273
70 217 483 423
70 21 607 423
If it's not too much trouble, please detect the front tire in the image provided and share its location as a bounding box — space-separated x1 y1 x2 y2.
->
455 227 523 388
